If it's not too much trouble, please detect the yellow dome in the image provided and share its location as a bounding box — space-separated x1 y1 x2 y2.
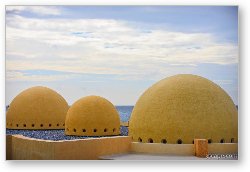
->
129 74 238 144
65 96 120 136
6 86 69 129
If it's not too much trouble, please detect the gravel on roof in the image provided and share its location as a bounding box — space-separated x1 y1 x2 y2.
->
6 126 128 141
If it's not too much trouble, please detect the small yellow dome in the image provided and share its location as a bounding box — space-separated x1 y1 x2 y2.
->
65 96 120 136
129 74 238 144
6 86 69 129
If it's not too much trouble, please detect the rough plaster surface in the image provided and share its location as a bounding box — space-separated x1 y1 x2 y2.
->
129 74 238 144
8 135 131 160
65 96 120 136
6 86 69 129
195 139 208 157
6 135 237 160
131 142 195 155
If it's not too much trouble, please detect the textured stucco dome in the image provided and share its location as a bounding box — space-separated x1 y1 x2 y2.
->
129 74 238 144
65 96 120 136
6 86 69 129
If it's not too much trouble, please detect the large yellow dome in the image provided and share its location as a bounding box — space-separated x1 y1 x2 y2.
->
65 96 120 136
6 86 69 129
129 74 238 144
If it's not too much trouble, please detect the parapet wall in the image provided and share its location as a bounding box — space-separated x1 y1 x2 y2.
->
6 135 238 160
131 142 238 156
7 135 132 160
208 143 238 154
131 142 195 155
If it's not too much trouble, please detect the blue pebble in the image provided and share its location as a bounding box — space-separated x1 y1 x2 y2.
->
6 126 128 141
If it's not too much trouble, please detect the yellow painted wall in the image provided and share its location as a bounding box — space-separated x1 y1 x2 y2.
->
131 142 195 155
8 135 131 160
11 135 55 160
6 135 12 160
131 142 238 156
6 135 238 160
54 136 131 160
208 143 238 154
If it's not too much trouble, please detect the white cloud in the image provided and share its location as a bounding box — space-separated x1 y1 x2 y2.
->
6 6 61 16
6 15 238 82
170 64 197 67
6 70 79 82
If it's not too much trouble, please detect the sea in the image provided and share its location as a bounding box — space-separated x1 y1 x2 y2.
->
115 106 134 122
5 105 134 122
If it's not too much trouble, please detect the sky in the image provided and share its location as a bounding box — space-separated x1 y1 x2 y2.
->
5 6 238 105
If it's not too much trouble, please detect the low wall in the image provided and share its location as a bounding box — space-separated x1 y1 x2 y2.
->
54 136 131 160
6 135 12 160
208 143 238 154
7 135 132 160
131 142 195 155
131 142 238 156
6 135 238 160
